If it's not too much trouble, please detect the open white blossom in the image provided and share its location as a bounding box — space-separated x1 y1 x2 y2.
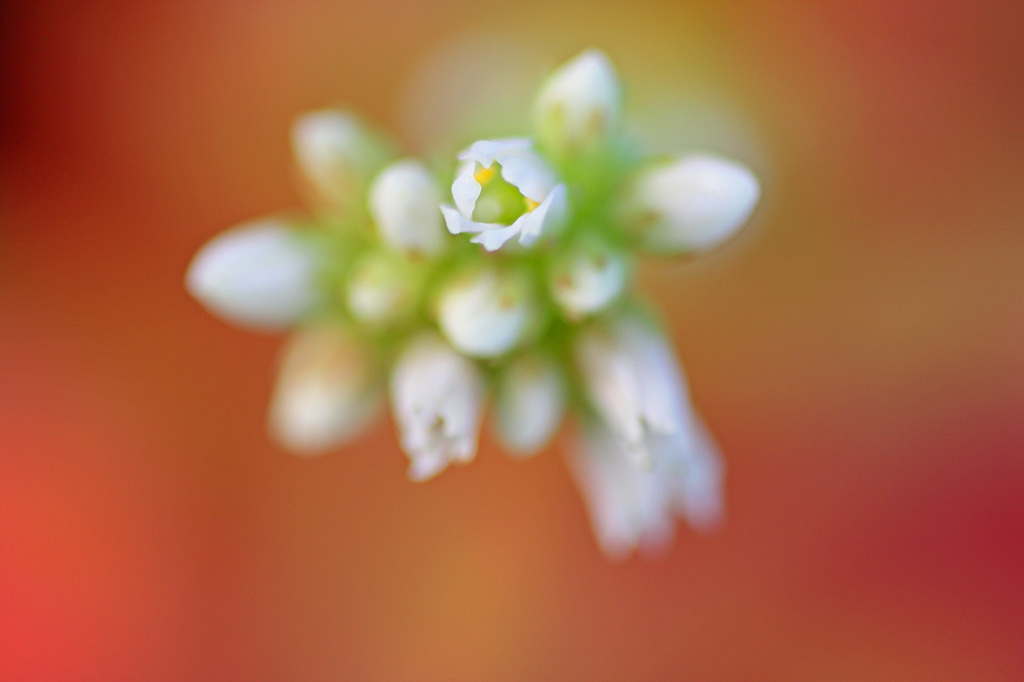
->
186 221 322 330
436 263 539 358
534 49 623 154
493 354 566 456
390 332 485 481
269 324 381 453
440 138 567 251
369 159 447 256
573 314 695 468
568 417 724 559
629 154 760 253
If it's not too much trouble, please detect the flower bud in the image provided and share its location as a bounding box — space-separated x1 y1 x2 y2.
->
369 159 447 256
436 263 540 358
628 154 759 253
573 314 694 468
533 49 623 156
186 221 322 330
494 354 566 457
390 332 485 481
547 237 629 319
269 324 381 453
291 110 392 209
345 249 420 328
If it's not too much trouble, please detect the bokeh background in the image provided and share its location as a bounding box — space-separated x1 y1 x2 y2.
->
2 1 1022 679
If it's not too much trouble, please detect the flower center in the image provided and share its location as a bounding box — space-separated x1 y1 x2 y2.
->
472 163 540 224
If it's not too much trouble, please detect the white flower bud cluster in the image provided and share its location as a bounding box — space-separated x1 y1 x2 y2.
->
185 49 760 558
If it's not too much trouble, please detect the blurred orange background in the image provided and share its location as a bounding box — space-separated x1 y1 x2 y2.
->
2 1 1022 680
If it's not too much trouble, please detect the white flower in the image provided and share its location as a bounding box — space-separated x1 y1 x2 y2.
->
268 324 382 453
573 314 695 468
493 354 566 457
440 138 568 252
186 221 322 330
568 417 725 559
390 332 485 481
628 154 760 253
533 49 623 154
547 237 629 319
291 110 391 208
368 159 447 256
436 263 539 358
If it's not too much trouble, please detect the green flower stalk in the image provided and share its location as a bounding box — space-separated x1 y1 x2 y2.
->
186 49 760 558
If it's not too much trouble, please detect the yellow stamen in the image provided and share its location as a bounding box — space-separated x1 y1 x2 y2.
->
524 197 541 212
474 164 496 185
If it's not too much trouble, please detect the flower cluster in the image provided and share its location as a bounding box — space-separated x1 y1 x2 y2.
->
186 50 760 558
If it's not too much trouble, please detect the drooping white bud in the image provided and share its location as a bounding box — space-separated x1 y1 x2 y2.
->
269 324 382 453
291 110 392 209
567 421 675 559
436 263 540 359
390 332 485 481
573 314 694 468
665 416 725 533
568 415 725 559
547 237 629 319
368 159 447 256
493 354 566 457
534 49 623 156
186 221 322 330
628 154 760 253
345 249 420 328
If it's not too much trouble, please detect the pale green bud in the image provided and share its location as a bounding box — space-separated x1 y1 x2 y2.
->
291 110 392 210
533 49 623 156
345 249 420 328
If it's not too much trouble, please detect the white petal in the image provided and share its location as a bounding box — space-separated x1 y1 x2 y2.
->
494 355 566 456
441 204 493 235
458 138 532 167
515 183 567 247
452 159 482 218
186 222 321 330
494 148 558 202
268 325 381 453
468 223 522 252
633 154 760 253
368 159 446 256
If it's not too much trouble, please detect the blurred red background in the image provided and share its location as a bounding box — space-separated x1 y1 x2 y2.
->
2 1 1022 679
